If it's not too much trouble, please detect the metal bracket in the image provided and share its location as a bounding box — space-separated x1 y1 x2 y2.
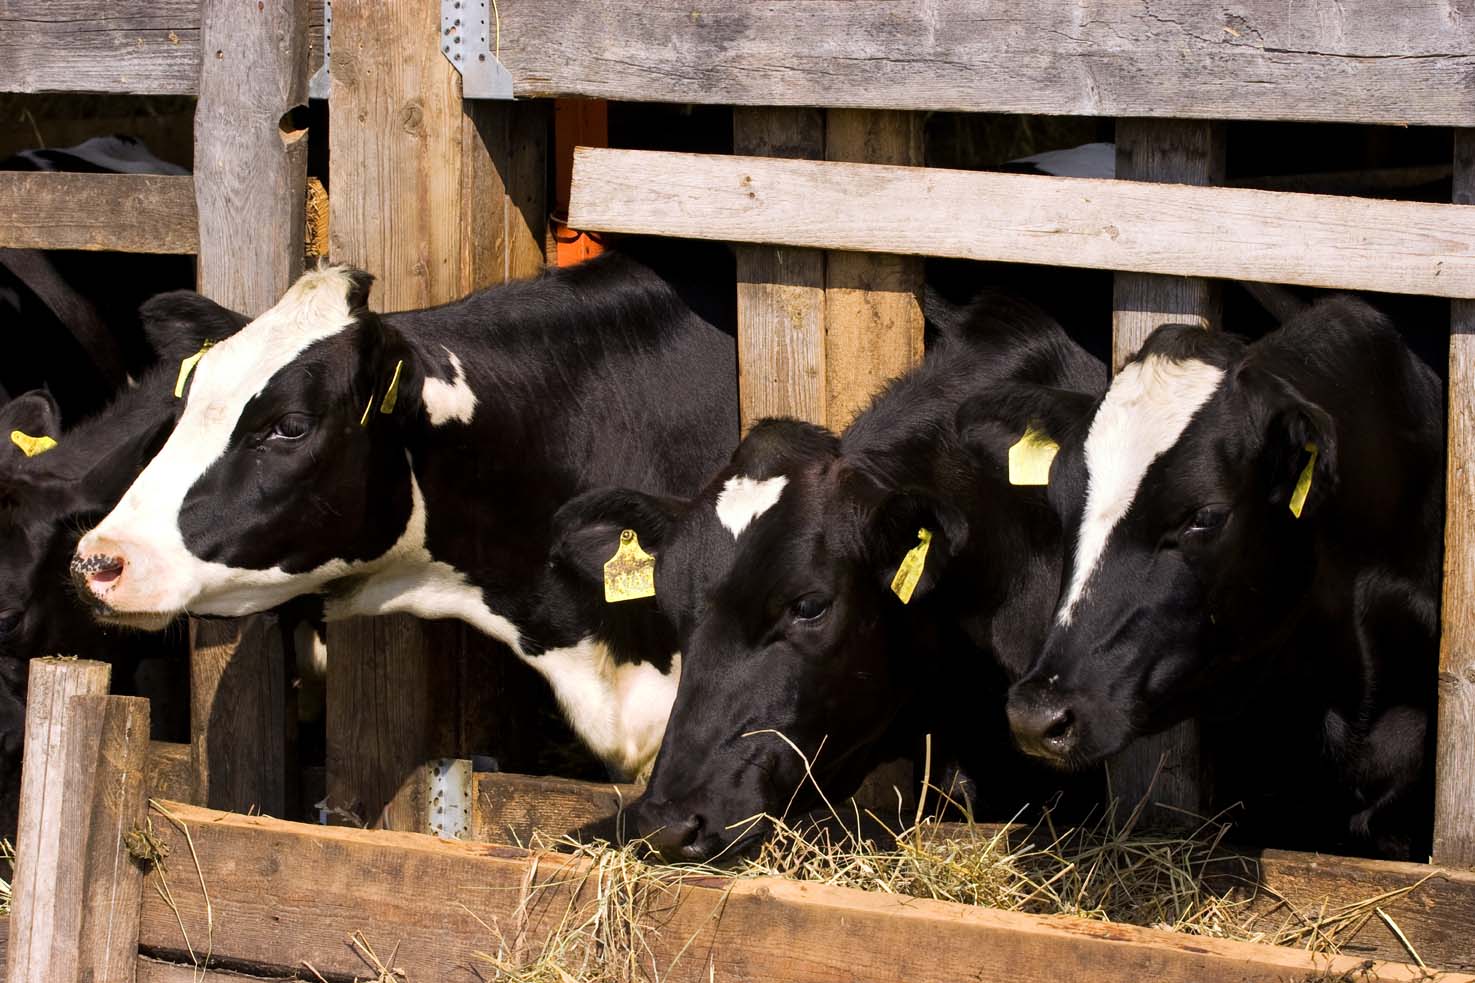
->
426 757 474 840
308 0 331 100
440 0 514 100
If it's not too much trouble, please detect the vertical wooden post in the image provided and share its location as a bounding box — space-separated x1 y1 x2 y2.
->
7 658 109 980
734 107 828 429
1108 119 1224 819
1435 129 1475 867
328 0 548 831
188 0 311 820
823 110 926 428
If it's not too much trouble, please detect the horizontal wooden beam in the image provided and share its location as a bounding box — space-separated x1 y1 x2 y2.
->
570 148 1475 299
0 0 325 96
495 0 1475 126
136 802 1464 982
0 172 198 253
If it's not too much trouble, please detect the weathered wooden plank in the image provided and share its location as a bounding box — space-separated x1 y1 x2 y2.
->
823 109 924 429
473 772 643 846
734 107 827 430
570 148 1475 300
1435 129 1475 870
0 0 326 95
494 0 1475 126
134 802 1470 982
189 617 288 818
0 172 197 253
145 740 195 805
1107 120 1223 822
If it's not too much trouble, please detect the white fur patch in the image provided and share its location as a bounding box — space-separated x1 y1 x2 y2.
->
1057 355 1225 625
715 475 787 538
421 348 477 426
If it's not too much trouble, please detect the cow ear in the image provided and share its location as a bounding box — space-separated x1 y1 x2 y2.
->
1242 367 1338 520
354 313 424 429
0 390 62 463
838 471 967 605
138 291 251 365
956 384 1095 481
550 488 685 586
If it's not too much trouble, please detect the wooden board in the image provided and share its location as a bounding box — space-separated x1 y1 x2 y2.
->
569 148 1475 300
473 771 643 846
145 741 195 804
0 0 326 95
493 0 1475 126
0 172 196 253
134 802 1471 982
1435 129 1475 869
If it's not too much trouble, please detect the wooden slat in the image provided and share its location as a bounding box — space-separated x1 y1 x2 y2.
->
473 772 643 846
569 148 1475 300
1435 129 1475 869
494 0 1475 126
733 107 827 430
134 802 1470 982
0 172 197 253
144 741 195 804
0 0 326 95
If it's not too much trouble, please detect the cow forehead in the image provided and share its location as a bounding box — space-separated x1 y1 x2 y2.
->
1058 355 1226 624
715 474 788 538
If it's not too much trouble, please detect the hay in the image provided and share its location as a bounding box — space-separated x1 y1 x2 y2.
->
0 838 13 917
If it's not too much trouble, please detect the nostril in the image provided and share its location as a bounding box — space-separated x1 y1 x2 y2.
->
643 813 702 857
72 553 125 587
1042 707 1075 747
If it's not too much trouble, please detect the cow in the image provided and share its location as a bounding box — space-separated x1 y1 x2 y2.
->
551 292 1107 860
72 241 739 782
999 296 1443 858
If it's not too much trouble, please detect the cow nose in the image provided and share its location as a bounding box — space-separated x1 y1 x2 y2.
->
70 541 127 599
1008 694 1079 762
634 804 703 860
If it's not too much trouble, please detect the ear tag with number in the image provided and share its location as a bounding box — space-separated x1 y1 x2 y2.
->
604 529 656 603
1288 442 1318 519
10 430 57 457
1008 425 1059 486
379 360 404 415
173 340 215 399
889 528 934 605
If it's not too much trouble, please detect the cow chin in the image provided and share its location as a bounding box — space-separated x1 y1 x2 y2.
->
93 609 178 632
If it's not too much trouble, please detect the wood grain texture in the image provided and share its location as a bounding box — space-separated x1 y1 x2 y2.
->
6 658 110 983
0 172 196 253
823 110 924 429
133 802 1470 981
569 148 1475 300
734 107 827 429
493 0 1475 126
0 0 326 95
190 617 288 818
473 772 643 846
145 740 195 805
1435 128 1475 869
1106 120 1223 821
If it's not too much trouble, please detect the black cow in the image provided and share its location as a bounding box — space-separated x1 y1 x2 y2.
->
73 241 739 781
552 292 1107 860
1000 296 1443 858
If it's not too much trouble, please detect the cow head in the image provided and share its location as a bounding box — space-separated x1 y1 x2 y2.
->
555 419 968 861
1002 325 1337 769
73 266 427 626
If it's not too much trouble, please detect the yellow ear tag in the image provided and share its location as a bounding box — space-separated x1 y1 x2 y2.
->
173 341 214 399
1288 442 1318 519
9 430 57 457
358 394 374 428
379 359 404 415
604 529 656 603
1008 425 1059 486
889 528 934 605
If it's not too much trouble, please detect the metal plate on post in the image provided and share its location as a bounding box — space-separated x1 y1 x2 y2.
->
426 757 474 840
440 0 514 100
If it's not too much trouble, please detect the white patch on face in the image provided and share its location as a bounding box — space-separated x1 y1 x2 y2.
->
421 347 477 426
715 475 788 538
1057 355 1225 626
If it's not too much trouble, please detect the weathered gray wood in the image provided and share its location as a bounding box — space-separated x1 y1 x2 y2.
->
734 107 827 429
569 148 1475 300
0 173 197 253
190 617 288 818
494 0 1475 126
6 658 110 983
145 740 195 805
1435 129 1475 869
0 0 326 95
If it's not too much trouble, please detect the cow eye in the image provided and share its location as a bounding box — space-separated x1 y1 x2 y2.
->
0 611 20 637
789 596 830 624
268 414 313 442
1184 506 1229 537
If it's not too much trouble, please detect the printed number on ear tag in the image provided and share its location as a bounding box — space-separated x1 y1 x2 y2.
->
173 341 215 399
9 430 57 457
1288 442 1318 519
604 529 656 603
1008 425 1059 486
889 528 933 605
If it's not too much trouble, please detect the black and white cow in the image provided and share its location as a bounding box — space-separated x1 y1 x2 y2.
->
73 242 739 781
552 292 1107 860
1001 296 1443 857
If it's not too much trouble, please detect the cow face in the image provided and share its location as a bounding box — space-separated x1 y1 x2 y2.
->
1007 327 1336 769
73 267 424 625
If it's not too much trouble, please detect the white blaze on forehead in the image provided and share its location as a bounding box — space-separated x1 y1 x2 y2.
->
422 347 477 426
715 475 788 538
1057 355 1226 625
